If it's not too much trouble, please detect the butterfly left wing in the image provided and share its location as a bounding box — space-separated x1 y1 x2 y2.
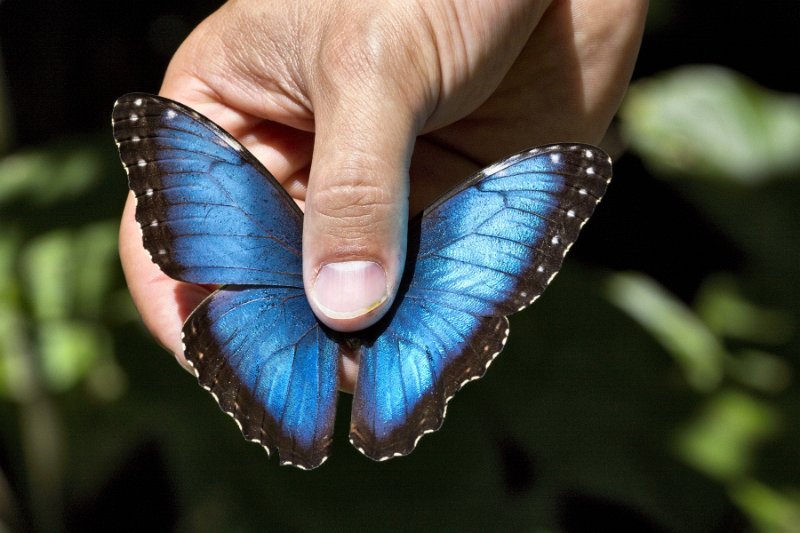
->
112 93 304 287
184 285 339 470
350 144 611 460
113 93 338 469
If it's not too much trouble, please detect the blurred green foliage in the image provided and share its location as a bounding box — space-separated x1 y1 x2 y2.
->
621 65 800 183
0 64 798 532
616 64 800 533
0 148 127 402
0 133 131 531
0 144 105 206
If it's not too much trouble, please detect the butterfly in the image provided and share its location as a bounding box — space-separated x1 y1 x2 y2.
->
112 93 612 470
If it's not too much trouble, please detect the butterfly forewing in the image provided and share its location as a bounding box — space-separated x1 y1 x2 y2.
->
112 93 304 288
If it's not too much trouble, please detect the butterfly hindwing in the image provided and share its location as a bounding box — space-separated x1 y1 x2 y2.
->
112 93 304 287
350 297 508 459
350 145 611 459
184 285 339 469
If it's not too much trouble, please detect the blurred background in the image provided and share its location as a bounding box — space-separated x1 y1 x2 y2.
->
1 1 799 531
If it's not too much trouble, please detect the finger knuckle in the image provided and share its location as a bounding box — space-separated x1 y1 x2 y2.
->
308 171 395 237
316 9 427 90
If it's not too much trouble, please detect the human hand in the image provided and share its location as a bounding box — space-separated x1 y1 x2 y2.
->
118 0 647 391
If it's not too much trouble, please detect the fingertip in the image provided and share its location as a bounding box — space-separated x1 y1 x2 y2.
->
309 260 390 331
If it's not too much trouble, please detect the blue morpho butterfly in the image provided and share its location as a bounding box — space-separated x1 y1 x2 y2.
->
112 93 611 470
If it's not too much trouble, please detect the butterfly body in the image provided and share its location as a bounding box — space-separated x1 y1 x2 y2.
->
112 93 611 469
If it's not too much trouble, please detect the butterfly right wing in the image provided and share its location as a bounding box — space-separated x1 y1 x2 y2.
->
351 144 612 460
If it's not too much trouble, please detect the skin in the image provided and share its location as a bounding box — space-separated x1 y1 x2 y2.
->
119 0 648 392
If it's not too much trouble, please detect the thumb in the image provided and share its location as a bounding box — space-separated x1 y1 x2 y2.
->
303 84 418 332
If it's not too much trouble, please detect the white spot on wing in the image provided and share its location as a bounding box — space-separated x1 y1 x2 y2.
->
550 153 561 164
166 109 177 120
481 160 509 177
224 137 244 152
134 98 143 106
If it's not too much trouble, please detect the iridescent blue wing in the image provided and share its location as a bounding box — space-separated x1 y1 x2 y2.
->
112 93 303 287
184 286 339 469
112 93 338 469
112 93 612 467
350 144 612 460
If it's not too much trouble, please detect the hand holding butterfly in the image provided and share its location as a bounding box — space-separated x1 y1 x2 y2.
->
119 0 646 391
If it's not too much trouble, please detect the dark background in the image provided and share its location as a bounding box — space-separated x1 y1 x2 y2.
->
1 1 798 532
3 1 798 141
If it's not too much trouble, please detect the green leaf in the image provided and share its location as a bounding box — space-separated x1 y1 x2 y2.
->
0 305 35 401
605 272 726 391
0 141 104 205
20 230 75 321
73 222 120 318
19 222 119 321
676 391 780 481
730 480 800 533
37 319 111 393
727 349 793 394
696 275 794 344
620 65 800 183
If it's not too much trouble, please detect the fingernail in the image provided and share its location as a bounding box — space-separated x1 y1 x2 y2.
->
311 261 388 319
